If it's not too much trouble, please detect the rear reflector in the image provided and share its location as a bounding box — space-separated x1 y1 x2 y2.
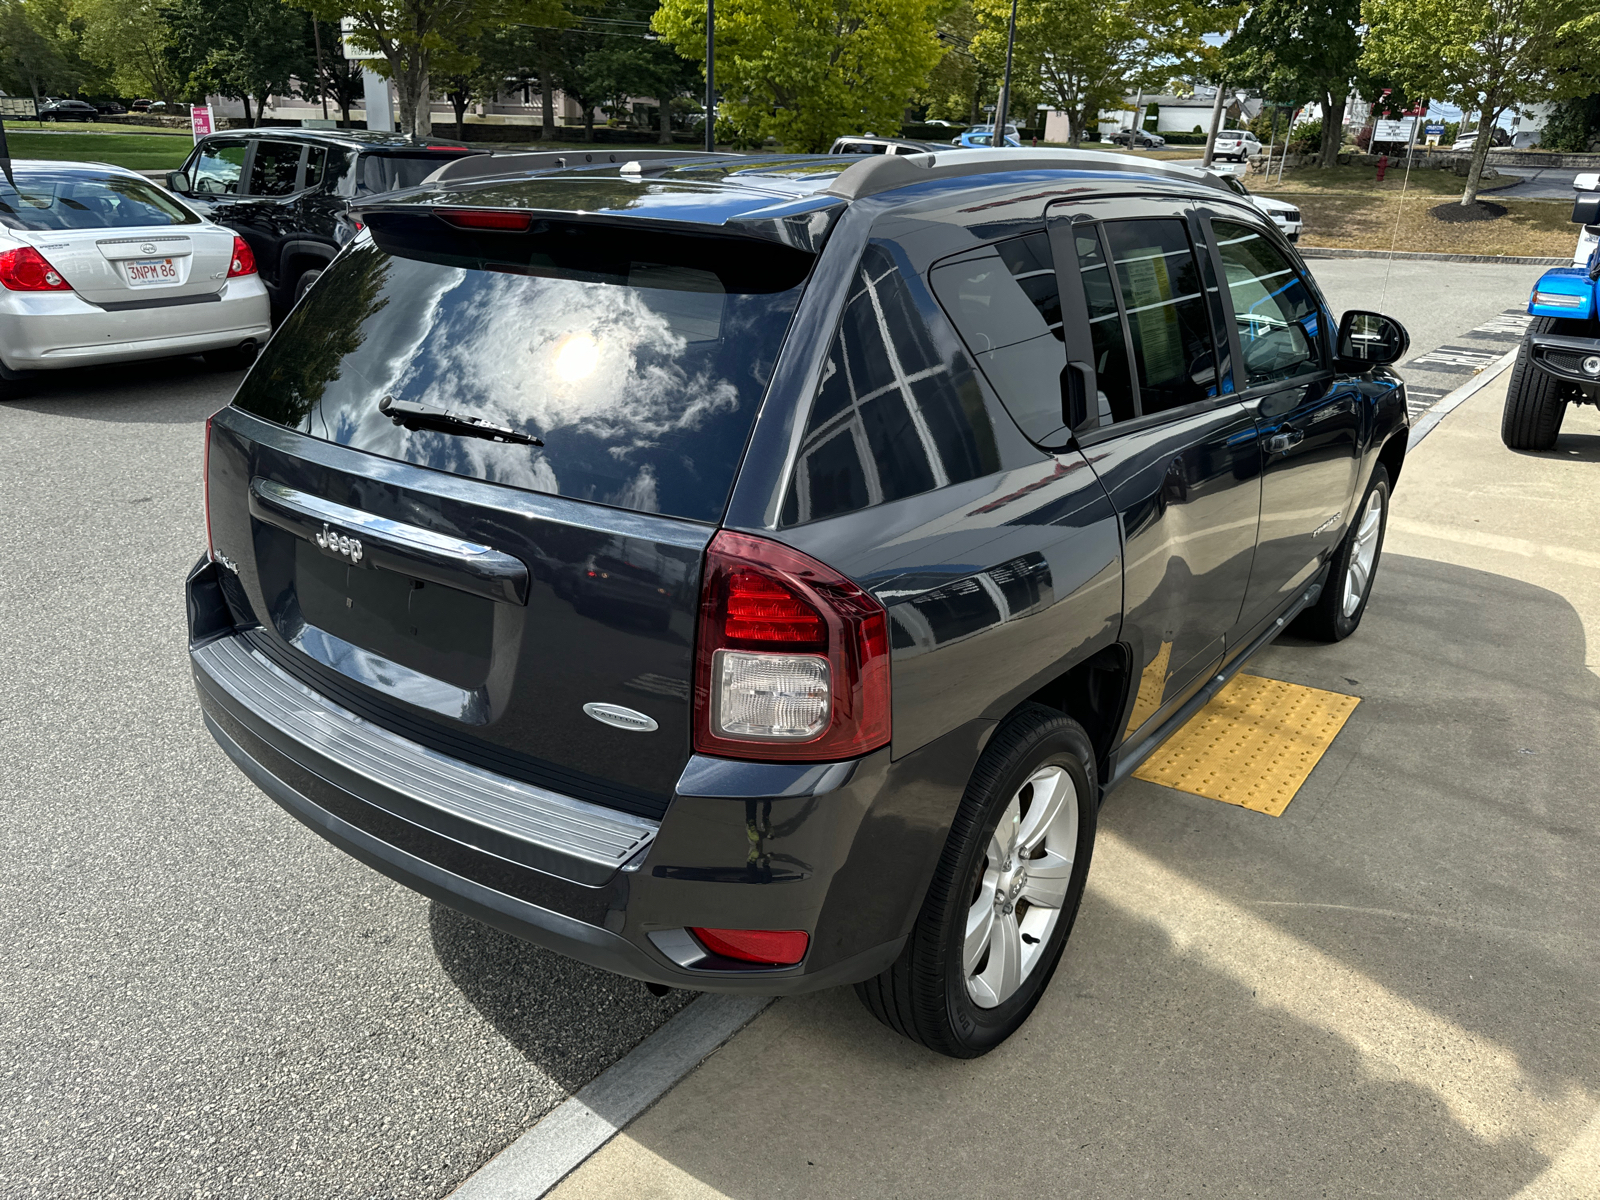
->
694 531 889 761
690 928 809 966
0 246 71 291
436 208 535 231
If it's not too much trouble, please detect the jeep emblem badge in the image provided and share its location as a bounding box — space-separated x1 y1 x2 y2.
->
315 521 363 563
583 702 658 733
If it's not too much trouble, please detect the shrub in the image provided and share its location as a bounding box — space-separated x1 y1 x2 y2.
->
1143 103 1159 132
1286 118 1323 154
1354 126 1372 152
1541 96 1600 153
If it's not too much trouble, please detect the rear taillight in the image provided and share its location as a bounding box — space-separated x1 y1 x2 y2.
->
436 208 534 231
227 236 256 278
693 531 890 761
203 414 214 558
690 928 809 966
0 246 71 291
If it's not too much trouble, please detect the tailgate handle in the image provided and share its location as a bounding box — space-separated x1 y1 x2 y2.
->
248 478 530 605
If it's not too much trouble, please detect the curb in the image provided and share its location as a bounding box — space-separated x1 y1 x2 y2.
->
1408 346 1518 450
1299 247 1568 266
446 993 773 1199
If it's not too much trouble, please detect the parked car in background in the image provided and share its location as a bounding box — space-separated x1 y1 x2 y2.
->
93 101 127 115
166 128 484 318
1109 128 1166 149
1219 173 1303 241
129 99 153 113
828 136 938 156
0 160 270 400
1502 185 1600 450
37 100 98 123
954 124 1021 148
1213 129 1262 162
189 146 1410 1060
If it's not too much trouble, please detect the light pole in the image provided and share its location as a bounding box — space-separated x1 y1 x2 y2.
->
704 0 715 153
993 0 1019 147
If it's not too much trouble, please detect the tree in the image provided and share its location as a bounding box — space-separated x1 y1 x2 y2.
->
0 0 78 105
1362 0 1597 204
165 0 313 124
970 0 1224 147
304 18 368 124
70 0 184 103
286 0 566 138
1220 0 1360 170
580 0 699 143
918 5 995 125
653 0 945 152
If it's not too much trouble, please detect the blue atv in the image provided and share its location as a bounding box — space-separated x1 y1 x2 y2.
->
1502 190 1600 449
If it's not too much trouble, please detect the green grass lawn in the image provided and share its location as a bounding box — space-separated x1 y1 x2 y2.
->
6 129 193 171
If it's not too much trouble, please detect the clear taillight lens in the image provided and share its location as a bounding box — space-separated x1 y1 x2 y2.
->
693 531 890 761
0 246 71 291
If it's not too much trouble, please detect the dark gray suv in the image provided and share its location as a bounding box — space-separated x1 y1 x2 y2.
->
188 149 1410 1057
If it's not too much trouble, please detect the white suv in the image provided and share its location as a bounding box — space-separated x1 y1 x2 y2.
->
1573 173 1598 267
1213 129 1262 163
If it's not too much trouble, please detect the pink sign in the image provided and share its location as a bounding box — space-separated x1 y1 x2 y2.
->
191 105 214 141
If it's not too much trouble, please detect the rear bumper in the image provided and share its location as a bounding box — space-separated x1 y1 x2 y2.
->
188 559 986 993
0 279 271 372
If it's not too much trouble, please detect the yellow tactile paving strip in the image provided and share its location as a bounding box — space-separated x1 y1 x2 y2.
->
1133 674 1360 816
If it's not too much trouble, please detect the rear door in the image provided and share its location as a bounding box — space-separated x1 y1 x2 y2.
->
205 210 817 816
1049 198 1263 746
1201 213 1361 630
230 139 307 288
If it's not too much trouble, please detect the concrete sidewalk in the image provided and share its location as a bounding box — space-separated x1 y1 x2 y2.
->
548 376 1600 1200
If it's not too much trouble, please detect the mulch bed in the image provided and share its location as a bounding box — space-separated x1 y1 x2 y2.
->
1430 200 1509 223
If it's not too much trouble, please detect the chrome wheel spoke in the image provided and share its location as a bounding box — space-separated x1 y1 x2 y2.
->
989 796 1020 864
1018 850 1073 909
970 911 1023 1008
1016 766 1068 854
963 896 995 974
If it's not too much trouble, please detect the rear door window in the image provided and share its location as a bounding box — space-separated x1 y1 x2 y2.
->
359 154 460 193
231 214 812 524
781 242 999 525
248 141 304 197
1100 219 1218 415
930 231 1067 444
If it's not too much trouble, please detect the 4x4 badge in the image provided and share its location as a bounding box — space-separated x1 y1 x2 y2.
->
316 522 364 563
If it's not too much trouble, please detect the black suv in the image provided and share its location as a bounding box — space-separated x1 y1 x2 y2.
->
165 130 485 316
188 149 1410 1057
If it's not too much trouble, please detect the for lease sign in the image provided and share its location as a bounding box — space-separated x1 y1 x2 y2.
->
191 106 214 142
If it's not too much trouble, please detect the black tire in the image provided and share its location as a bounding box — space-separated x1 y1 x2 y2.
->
1293 463 1390 642
293 268 323 304
855 705 1098 1058
0 376 34 402
1501 318 1571 451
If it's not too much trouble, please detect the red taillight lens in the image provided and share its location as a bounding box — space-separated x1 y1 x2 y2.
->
693 531 890 761
690 928 809 966
202 414 214 558
227 236 256 278
436 207 534 231
0 246 72 291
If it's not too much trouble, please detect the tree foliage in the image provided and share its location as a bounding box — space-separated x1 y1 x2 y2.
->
1220 0 1361 168
164 0 313 121
653 0 945 151
71 0 185 102
0 0 79 103
968 0 1227 147
1362 0 1598 203
917 3 993 125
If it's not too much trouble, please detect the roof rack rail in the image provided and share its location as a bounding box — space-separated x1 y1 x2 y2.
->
423 148 744 187
822 147 1233 201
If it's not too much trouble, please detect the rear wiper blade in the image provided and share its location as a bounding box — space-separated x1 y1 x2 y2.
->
378 395 542 446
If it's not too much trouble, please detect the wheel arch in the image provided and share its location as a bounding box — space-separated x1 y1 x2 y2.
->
1014 643 1130 790
278 240 335 288
1376 428 1406 492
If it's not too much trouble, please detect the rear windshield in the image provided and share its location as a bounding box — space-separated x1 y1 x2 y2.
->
232 214 812 523
358 154 469 193
0 173 199 231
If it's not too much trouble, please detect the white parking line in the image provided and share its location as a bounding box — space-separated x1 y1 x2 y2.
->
1408 347 1518 449
447 993 772 1199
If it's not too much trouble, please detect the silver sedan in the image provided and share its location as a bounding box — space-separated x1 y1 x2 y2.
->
0 159 270 399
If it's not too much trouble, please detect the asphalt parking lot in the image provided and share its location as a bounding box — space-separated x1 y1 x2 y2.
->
0 257 1589 1199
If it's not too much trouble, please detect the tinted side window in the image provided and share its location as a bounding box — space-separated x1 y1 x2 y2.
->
248 141 303 197
1212 219 1321 388
191 140 246 197
1070 224 1137 426
304 146 328 190
782 243 1000 525
931 231 1066 444
1102 219 1218 415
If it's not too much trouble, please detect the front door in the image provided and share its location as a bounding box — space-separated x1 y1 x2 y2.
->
1050 203 1263 748
1203 216 1362 630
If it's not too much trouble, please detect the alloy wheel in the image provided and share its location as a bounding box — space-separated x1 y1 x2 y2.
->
1343 487 1385 617
964 765 1080 1008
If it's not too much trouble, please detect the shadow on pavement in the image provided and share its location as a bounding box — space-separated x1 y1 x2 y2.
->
2 355 240 424
428 902 693 1093
570 553 1598 1200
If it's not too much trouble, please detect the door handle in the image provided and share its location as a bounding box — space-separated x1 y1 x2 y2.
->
1264 428 1305 454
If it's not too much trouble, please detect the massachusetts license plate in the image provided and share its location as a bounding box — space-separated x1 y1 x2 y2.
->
125 258 179 287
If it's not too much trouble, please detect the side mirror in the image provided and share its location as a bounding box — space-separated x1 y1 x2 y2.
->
166 171 192 195
1337 310 1410 369
1573 194 1600 226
